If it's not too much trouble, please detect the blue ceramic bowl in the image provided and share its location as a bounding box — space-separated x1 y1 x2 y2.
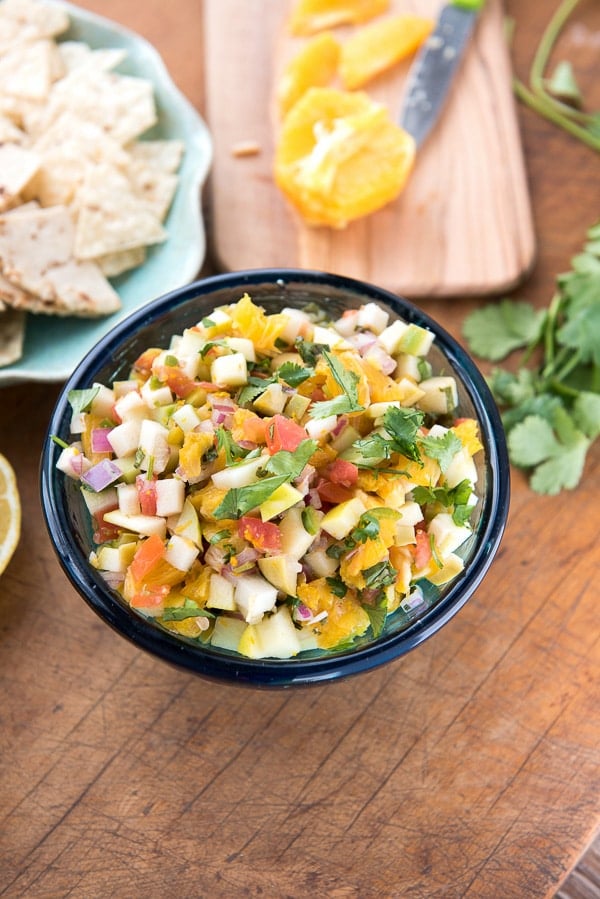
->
40 270 510 688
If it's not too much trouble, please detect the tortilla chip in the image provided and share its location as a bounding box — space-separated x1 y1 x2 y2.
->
0 0 69 40
127 139 185 174
126 159 179 221
0 39 55 100
37 68 157 145
74 163 167 260
0 306 26 366
58 41 127 74
0 114 26 142
0 143 40 210
25 112 129 206
0 205 121 316
95 246 147 278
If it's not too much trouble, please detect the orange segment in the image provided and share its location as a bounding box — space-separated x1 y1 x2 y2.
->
278 32 340 117
274 87 415 228
289 0 389 36
0 454 20 575
228 293 289 354
339 14 435 89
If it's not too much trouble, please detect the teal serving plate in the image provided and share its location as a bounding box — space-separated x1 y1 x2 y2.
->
0 1 212 386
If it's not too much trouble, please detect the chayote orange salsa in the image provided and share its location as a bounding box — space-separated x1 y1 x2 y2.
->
54 293 483 658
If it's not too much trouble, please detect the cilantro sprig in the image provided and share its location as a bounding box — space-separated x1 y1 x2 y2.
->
463 221 600 494
309 350 364 420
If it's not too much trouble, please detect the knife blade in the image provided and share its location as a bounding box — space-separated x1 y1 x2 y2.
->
399 0 485 148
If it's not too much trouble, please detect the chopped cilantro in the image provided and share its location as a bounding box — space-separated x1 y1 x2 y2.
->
412 479 473 526
383 405 425 462
277 361 314 387
216 427 249 466
362 592 388 638
295 338 327 367
237 375 275 406
325 576 347 598
462 300 545 361
67 386 99 417
309 350 364 420
212 474 289 519
363 560 397 590
418 431 462 473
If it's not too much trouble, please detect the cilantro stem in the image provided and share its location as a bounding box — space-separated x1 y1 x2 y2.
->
513 80 600 153
512 0 600 153
530 0 581 98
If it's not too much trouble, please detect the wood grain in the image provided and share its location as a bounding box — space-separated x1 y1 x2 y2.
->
0 1 599 897
205 0 535 297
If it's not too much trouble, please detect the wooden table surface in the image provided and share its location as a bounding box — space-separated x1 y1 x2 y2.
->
1 2 599 896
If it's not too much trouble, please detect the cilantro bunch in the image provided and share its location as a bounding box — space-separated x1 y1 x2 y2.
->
463 222 600 494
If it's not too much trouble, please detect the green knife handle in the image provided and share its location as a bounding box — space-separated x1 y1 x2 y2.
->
451 0 485 10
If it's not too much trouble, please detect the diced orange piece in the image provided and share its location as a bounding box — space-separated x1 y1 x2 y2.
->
452 418 483 455
289 0 389 36
274 87 415 228
339 14 434 89
297 577 370 648
228 293 288 355
278 32 340 117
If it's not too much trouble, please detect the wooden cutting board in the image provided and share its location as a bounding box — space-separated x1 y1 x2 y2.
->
204 0 535 298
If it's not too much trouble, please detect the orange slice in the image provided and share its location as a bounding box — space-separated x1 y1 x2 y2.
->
289 0 389 36
340 14 435 89
277 32 340 117
274 87 415 228
0 454 21 575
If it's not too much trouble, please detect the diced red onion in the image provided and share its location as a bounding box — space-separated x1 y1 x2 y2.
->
332 416 347 437
81 459 122 492
233 547 259 567
212 411 227 425
101 570 125 589
365 345 396 375
205 544 228 572
197 420 214 434
212 398 235 413
295 602 313 621
350 332 377 353
91 427 114 453
307 488 322 509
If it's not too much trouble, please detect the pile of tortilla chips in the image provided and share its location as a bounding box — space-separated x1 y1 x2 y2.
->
0 0 185 366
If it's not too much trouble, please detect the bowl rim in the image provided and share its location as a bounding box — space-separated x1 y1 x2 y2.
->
40 268 510 687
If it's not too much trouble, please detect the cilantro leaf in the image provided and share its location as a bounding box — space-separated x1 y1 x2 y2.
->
325 577 347 598
277 361 314 387
237 376 275 407
572 391 600 439
507 413 590 494
212 474 289 519
309 350 364 420
412 479 473 526
462 300 545 361
556 302 600 366
263 439 317 479
362 595 388 638
382 406 424 462
67 387 100 416
363 560 397 590
418 431 462 473
161 599 215 622
295 339 327 367
216 427 249 466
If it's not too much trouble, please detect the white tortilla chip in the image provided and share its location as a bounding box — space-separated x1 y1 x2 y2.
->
25 112 129 206
0 143 40 210
0 306 26 365
127 139 185 174
58 41 127 74
37 68 157 145
0 205 120 316
0 0 69 39
95 246 146 278
74 163 167 260
126 159 179 222
0 39 55 100
0 114 26 142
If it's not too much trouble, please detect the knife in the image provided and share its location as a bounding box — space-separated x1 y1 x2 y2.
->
399 0 486 148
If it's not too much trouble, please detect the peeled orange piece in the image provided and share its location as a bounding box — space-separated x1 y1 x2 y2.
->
278 32 340 117
274 87 415 228
289 0 389 36
0 453 21 575
340 14 434 89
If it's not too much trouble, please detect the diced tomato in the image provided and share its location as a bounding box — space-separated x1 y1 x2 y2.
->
413 528 432 570
136 475 157 516
328 459 358 486
265 414 309 454
238 516 282 553
316 479 355 504
159 366 199 399
129 533 166 582
132 347 162 378
93 505 120 544
310 387 326 402
129 583 170 610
